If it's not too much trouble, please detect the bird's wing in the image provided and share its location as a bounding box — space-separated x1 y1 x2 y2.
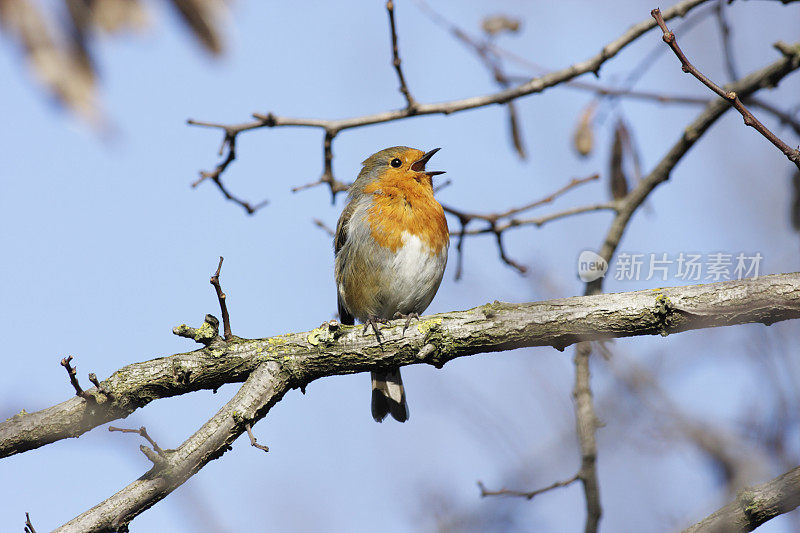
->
335 198 356 325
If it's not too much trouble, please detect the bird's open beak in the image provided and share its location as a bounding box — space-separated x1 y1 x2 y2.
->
411 148 446 176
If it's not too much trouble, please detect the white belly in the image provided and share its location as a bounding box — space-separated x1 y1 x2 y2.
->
376 232 447 319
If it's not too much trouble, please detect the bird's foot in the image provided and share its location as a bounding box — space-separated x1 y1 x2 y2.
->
392 312 420 335
363 316 389 343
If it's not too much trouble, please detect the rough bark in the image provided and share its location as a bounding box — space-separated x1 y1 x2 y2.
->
3 272 799 460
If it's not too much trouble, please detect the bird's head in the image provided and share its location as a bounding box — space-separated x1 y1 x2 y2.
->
358 146 445 187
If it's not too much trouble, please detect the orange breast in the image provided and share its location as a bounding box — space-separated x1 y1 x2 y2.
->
363 174 448 254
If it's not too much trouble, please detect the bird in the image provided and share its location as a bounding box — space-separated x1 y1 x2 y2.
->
334 146 449 422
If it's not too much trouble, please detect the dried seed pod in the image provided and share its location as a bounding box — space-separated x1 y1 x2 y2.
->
610 122 629 200
481 15 521 36
573 102 596 157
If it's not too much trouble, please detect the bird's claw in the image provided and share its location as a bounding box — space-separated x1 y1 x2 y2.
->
392 312 420 335
363 316 388 343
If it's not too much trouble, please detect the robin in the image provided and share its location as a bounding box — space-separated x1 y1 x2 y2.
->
334 146 449 422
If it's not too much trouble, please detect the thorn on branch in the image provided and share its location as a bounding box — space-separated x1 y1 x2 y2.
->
210 257 233 342
245 423 269 453
24 512 37 533
109 425 167 460
60 356 93 401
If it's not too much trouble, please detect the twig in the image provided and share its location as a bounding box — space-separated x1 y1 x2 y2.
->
87 373 112 398
210 257 233 341
442 174 603 276
189 0 715 203
108 425 166 457
585 40 800 295
24 512 37 533
290 130 348 203
60 356 92 400
386 1 417 111
652 9 800 169
190 129 270 215
312 218 335 237
714 0 739 81
478 474 580 500
245 423 269 453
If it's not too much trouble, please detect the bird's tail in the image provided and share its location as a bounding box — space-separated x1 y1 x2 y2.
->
371 369 408 422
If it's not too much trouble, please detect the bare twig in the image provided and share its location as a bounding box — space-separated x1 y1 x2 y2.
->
290 130 348 202
478 474 580 500
210 257 232 341
585 41 800 295
60 356 91 400
714 0 739 81
108 425 166 457
189 0 715 204
189 129 269 215
245 422 269 453
442 174 604 276
24 512 37 533
312 218 335 237
87 373 112 398
386 0 417 111
652 10 800 169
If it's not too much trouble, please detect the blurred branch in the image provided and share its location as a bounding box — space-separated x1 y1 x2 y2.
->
478 474 580 500
188 0 715 207
652 10 800 169
573 342 602 533
683 465 800 533
442 174 606 278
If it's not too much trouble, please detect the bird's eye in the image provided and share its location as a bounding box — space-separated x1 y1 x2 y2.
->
390 158 402 168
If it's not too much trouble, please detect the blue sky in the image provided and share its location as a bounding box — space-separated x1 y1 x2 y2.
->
2 1 800 531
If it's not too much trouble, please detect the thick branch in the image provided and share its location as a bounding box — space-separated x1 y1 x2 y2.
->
2 273 800 459
683 465 800 533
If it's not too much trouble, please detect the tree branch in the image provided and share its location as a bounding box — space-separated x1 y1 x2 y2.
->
55 362 287 532
585 40 800 295
683 465 800 533
2 273 800 460
187 0 714 204
652 10 800 169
